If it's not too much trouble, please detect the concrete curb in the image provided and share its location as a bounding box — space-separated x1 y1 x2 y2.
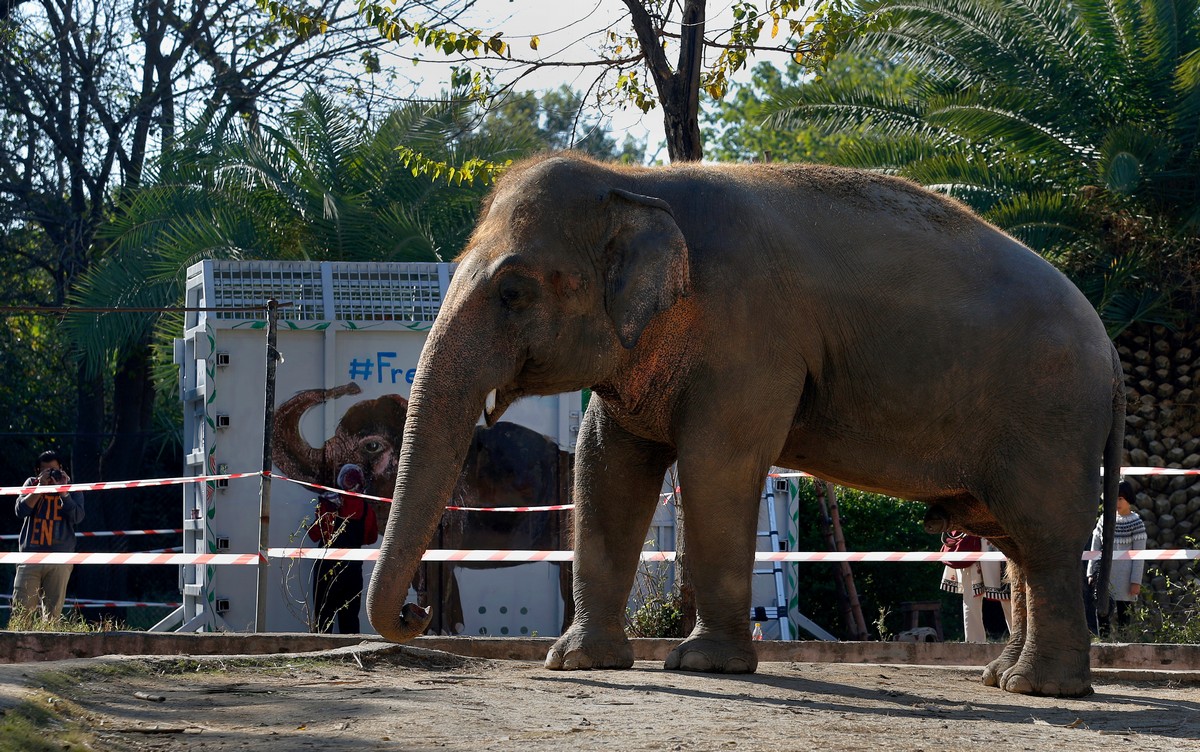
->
0 631 366 664
0 632 1197 677
414 637 1200 675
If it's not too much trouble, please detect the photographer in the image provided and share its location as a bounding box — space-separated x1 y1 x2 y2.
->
307 463 377 634
13 450 85 621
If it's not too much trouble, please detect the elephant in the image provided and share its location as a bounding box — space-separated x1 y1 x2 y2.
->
273 383 574 635
365 152 1123 698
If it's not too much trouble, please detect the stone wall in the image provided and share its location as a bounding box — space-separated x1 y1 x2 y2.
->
1117 322 1200 586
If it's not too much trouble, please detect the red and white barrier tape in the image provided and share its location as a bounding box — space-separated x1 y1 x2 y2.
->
767 468 1200 478
1 466 1196 514
269 548 576 562
0 472 577 513
0 472 263 496
270 477 573 510
265 548 1200 563
0 552 261 565
750 550 1199 562
1110 466 1200 476
4 465 1190 501
0 548 1193 565
0 528 182 541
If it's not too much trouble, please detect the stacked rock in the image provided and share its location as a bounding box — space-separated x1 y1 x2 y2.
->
1118 323 1200 586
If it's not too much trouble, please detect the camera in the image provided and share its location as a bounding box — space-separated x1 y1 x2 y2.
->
48 469 64 481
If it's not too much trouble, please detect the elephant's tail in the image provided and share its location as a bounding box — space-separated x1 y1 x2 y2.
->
1095 344 1125 617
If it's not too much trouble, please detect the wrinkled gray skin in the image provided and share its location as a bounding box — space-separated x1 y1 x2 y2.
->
367 153 1123 698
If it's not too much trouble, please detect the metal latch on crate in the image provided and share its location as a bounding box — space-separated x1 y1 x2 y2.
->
569 410 582 446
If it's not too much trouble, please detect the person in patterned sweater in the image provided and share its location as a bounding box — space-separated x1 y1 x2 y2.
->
1087 480 1147 636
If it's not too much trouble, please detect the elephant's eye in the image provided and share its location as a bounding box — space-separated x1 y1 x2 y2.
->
497 275 537 311
363 439 384 454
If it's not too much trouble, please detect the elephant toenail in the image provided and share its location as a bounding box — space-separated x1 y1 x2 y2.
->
679 652 712 671
1004 674 1034 694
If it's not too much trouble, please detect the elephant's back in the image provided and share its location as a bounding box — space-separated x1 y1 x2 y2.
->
644 162 1090 329
615 158 1107 373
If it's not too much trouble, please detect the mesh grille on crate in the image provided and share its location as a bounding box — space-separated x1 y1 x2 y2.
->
330 263 443 322
209 262 322 321
205 261 447 322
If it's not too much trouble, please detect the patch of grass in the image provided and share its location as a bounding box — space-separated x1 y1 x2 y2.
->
136 654 351 677
6 605 127 633
0 692 97 752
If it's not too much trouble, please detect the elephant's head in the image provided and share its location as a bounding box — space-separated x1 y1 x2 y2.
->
367 154 691 642
273 382 409 528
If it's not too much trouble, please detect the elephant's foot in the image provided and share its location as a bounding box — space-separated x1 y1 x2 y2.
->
544 626 634 670
993 651 1093 697
981 638 1023 688
664 636 757 674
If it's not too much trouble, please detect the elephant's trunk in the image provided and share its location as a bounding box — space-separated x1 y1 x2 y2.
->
272 383 362 481
366 323 508 642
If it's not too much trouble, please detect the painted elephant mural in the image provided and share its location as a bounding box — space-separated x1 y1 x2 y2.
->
274 383 406 530
273 382 574 634
365 153 1123 698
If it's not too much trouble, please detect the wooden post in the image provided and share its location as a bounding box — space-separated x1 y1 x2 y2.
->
255 299 279 632
815 480 869 640
825 482 870 639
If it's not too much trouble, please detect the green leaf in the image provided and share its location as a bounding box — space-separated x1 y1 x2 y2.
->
1103 152 1142 195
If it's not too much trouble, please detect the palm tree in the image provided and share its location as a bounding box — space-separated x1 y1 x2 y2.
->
777 0 1200 335
63 90 516 386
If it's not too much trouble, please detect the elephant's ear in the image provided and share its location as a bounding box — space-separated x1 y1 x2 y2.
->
604 188 691 349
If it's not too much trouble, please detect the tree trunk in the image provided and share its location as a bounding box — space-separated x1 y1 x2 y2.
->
71 363 104 484
103 339 154 482
623 0 705 162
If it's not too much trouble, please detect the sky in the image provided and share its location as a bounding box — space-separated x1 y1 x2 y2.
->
397 0 803 157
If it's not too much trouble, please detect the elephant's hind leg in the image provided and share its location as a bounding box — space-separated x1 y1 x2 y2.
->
545 403 674 671
976 477 1095 697
997 550 1093 697
982 557 1027 687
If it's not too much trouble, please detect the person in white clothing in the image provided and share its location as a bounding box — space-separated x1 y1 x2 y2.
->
941 535 1012 643
1087 480 1146 636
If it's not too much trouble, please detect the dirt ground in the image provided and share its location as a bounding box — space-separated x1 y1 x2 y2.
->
3 643 1199 751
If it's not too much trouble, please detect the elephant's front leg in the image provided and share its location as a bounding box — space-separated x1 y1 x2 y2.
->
663 448 770 674
545 403 674 670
